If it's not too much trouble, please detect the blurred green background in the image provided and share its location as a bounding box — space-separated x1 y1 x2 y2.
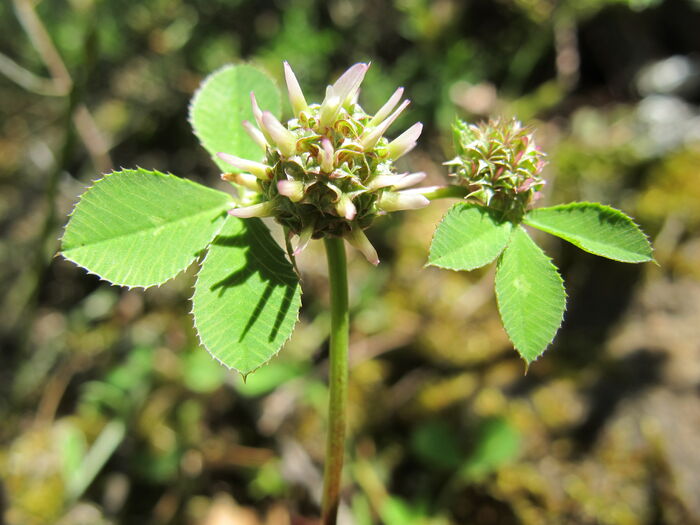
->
2 0 700 523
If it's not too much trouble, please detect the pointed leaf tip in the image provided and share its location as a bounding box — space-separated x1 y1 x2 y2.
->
495 227 566 364
192 218 302 374
524 202 653 263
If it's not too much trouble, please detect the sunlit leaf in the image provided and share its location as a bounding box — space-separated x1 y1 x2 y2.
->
495 227 566 363
524 202 653 263
61 169 231 287
192 217 302 375
428 203 512 271
189 64 281 172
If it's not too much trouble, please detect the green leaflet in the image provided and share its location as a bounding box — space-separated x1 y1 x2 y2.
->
524 202 653 263
495 226 566 364
61 169 231 287
428 203 513 271
192 217 302 375
189 64 281 172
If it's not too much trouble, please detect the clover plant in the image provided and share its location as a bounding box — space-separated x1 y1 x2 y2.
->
60 62 653 524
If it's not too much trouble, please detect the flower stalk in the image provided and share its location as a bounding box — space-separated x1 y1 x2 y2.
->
321 237 350 525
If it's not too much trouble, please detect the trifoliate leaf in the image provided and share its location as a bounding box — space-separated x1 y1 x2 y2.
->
495 227 566 364
524 202 653 263
192 217 302 375
189 64 281 172
428 203 513 271
61 169 231 287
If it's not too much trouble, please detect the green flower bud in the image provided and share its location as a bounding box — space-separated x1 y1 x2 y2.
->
446 118 547 220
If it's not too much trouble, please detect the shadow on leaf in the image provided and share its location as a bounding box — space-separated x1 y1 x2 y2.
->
209 218 297 343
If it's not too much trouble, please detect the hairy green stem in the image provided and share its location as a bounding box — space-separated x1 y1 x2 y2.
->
321 237 350 525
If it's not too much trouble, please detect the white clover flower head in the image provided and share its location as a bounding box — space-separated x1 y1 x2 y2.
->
446 118 547 220
218 62 428 264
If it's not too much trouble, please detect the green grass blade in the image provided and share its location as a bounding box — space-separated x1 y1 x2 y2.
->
428 203 513 271
61 169 231 287
192 217 302 375
495 227 566 364
524 202 653 263
189 64 281 172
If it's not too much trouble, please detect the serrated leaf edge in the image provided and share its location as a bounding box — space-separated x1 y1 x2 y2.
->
494 227 568 365
524 201 654 263
426 202 511 272
189 217 302 377
59 168 232 289
188 62 281 166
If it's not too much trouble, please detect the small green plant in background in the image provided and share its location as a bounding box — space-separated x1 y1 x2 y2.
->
60 62 653 524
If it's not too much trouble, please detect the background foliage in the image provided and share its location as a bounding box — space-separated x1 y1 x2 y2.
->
2 0 700 523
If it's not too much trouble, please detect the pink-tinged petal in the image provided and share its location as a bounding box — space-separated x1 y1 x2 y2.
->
250 92 266 134
217 153 271 180
345 227 379 266
386 122 423 160
242 120 268 150
228 201 275 218
221 172 261 191
368 174 405 190
261 112 297 157
320 137 334 173
277 180 305 202
319 86 341 128
360 99 411 150
393 171 427 190
377 190 430 212
404 185 443 195
293 224 314 255
368 87 404 128
335 194 357 220
283 61 308 117
331 62 369 106
368 172 427 191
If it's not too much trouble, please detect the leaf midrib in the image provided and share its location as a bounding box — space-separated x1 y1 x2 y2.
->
63 202 231 252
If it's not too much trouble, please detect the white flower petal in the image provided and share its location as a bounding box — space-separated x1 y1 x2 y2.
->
228 201 275 218
284 61 308 117
261 112 297 157
386 122 423 160
217 153 270 180
368 87 404 128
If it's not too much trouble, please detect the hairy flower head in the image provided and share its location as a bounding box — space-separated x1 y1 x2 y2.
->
219 62 428 264
446 118 547 219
